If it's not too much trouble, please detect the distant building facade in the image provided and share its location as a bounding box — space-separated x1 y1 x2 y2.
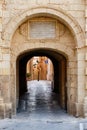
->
27 56 53 81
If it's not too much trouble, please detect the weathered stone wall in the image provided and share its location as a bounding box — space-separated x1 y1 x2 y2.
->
0 0 86 118
2 0 85 30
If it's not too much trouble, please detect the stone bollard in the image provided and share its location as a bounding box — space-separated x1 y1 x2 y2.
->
83 97 87 117
0 98 5 119
5 103 12 118
75 102 79 117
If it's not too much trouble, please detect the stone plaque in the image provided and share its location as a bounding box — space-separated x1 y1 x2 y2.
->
29 21 56 39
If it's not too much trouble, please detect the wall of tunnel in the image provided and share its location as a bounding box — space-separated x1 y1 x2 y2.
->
16 49 67 111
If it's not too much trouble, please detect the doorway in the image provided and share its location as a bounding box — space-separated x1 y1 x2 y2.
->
16 49 67 115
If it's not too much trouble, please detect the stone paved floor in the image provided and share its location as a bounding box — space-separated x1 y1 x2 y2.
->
17 80 77 122
0 80 87 130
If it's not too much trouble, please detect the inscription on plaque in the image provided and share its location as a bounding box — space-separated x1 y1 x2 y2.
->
29 22 56 39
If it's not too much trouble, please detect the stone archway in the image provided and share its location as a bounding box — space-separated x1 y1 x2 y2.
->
2 6 85 47
16 48 67 112
1 6 85 117
12 40 76 115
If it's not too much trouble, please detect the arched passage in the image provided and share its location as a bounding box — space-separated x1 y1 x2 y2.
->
9 12 78 116
4 6 84 117
16 48 67 111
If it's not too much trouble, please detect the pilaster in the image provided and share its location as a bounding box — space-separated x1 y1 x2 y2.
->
85 1 87 77
0 96 5 118
83 0 87 117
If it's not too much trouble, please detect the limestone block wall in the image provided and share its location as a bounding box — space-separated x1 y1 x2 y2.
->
2 0 85 31
0 0 86 118
83 0 87 117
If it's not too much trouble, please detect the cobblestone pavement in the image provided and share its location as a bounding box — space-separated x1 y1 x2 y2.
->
0 80 87 130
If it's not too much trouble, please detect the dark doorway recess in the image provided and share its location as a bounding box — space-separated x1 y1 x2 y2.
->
16 48 67 111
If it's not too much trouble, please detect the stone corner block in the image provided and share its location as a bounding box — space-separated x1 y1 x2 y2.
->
83 97 87 117
86 53 87 61
0 103 5 119
86 68 87 75
5 103 12 118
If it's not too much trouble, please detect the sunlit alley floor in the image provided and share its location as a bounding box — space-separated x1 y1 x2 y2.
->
0 80 87 130
17 80 74 121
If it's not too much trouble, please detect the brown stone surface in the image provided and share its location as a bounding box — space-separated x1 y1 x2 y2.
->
0 103 5 119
